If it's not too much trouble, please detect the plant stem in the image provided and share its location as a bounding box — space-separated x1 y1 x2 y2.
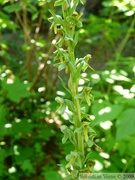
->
67 22 84 156
70 78 84 156
122 155 135 172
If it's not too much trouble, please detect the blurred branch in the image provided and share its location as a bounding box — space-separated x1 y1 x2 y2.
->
30 35 59 91
115 15 135 62
34 3 46 39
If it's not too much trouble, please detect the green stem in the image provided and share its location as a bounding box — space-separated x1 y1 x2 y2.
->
71 79 84 156
122 155 135 173
68 29 84 156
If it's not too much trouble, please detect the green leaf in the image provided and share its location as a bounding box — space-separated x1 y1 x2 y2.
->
49 9 63 25
44 171 63 180
59 76 70 94
116 108 135 140
80 0 85 4
62 134 68 144
55 96 66 113
54 0 63 6
87 139 94 147
58 63 66 71
21 159 34 173
2 78 31 103
12 119 33 135
74 30 80 47
17 147 34 161
73 63 83 82
4 4 22 13
61 125 76 145
71 170 78 179
118 141 126 156
74 126 83 133
0 149 5 176
83 87 92 106
55 96 64 104
64 35 73 42
39 128 53 140
83 152 92 164
127 138 135 155
91 102 124 126
0 12 18 30
0 123 8 137
65 99 74 111
0 106 6 122
0 149 5 163
66 151 82 168
68 60 76 74
32 12 39 21
75 20 83 27
0 0 10 4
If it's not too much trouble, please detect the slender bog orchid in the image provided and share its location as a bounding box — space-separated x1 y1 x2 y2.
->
49 0 97 179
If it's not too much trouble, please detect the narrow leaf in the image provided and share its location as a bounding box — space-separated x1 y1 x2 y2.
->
59 76 70 94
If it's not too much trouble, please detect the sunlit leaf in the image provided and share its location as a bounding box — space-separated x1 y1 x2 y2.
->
44 171 63 180
91 101 124 126
4 4 22 13
2 78 31 103
116 108 135 140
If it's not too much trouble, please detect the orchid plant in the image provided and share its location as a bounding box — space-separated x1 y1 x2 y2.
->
49 0 97 179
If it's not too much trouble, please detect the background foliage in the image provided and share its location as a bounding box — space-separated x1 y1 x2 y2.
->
0 0 135 179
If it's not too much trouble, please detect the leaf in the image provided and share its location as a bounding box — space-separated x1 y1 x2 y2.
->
0 12 18 30
32 12 39 21
49 9 63 25
0 123 7 137
87 139 94 147
118 141 126 156
68 60 76 74
16 147 34 161
61 125 75 145
127 138 135 155
71 170 78 179
4 4 22 13
12 119 33 135
116 108 135 140
64 35 73 42
55 96 66 113
40 128 54 140
65 99 74 111
74 126 83 133
73 63 83 82
91 102 124 127
2 78 31 103
44 171 63 180
0 149 5 176
0 149 6 163
83 152 92 164
83 87 92 106
80 0 85 4
58 76 70 94
75 20 83 28
58 63 66 71
0 106 6 122
21 159 34 173
66 151 82 168
54 0 63 6
74 30 80 47
62 134 68 144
